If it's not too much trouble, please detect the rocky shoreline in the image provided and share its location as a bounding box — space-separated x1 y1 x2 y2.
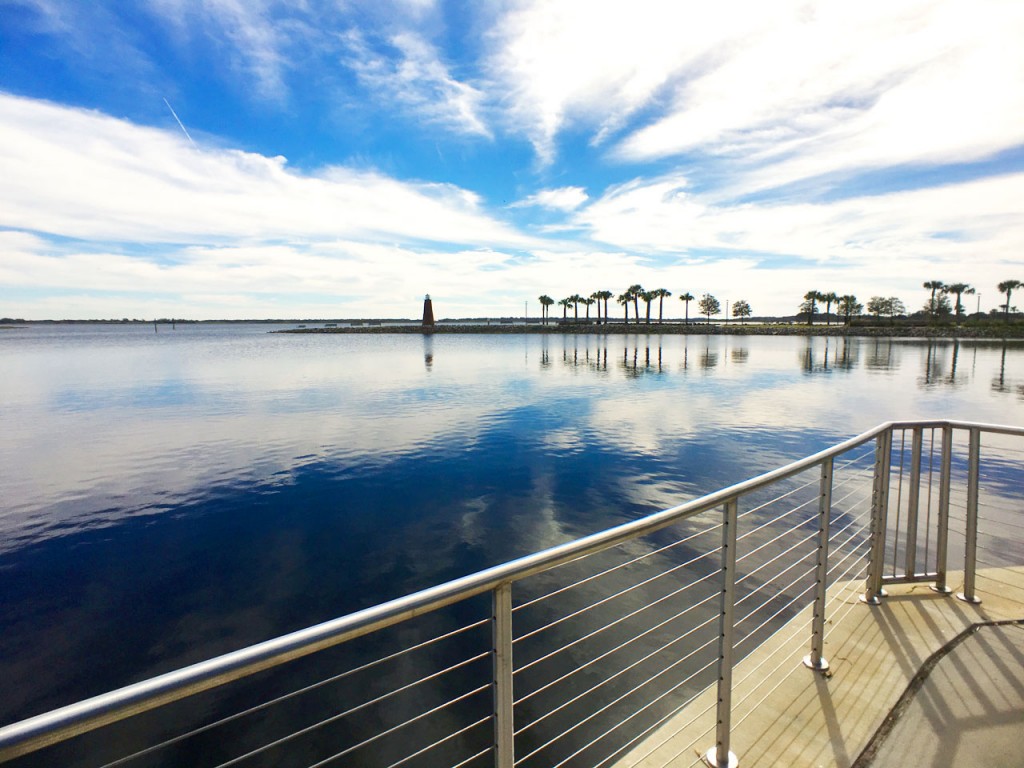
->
278 322 1024 339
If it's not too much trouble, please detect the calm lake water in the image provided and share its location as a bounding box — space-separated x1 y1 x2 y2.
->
2 324 1023 741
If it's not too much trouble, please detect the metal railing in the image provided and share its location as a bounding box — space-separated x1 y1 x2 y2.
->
1 419 1021 768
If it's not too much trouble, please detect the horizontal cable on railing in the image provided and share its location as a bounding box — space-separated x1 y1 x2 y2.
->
449 746 492 768
386 715 491 768
514 635 718 763
736 550 817 618
515 571 718 680
547 659 720 768
733 612 813 692
733 642 806 729
823 565 870 618
830 484 871 512
830 465 876 494
515 615 717 736
737 497 817 546
834 444 877 469
302 683 491 768
515 588 719 704
827 505 870 545
736 530 817 592
735 581 816 649
977 516 1024 537
514 525 720 613
216 656 490 768
826 532 871 582
738 475 819 521
659 714 718 768
97 617 490 768
823 576 871 641
589 688 713 768
514 546 721 646
828 515 872 555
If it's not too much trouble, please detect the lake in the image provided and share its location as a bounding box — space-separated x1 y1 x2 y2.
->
1 325 1022 751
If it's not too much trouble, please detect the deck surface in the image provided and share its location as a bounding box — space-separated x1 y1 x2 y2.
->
613 566 1024 768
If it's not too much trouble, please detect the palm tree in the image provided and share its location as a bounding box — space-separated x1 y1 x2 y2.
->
640 290 655 324
650 288 672 323
627 284 644 325
679 292 694 324
594 290 614 324
616 292 631 324
582 297 595 321
569 294 584 320
922 280 945 318
821 291 838 326
998 279 1022 320
538 295 554 325
801 290 822 326
838 295 862 324
589 291 602 324
942 283 974 318
558 297 571 320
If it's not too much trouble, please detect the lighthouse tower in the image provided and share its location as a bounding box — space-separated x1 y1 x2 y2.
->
422 294 435 327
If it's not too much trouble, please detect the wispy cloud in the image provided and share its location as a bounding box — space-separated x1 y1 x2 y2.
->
341 28 491 138
511 186 588 211
0 93 517 245
485 0 1024 184
485 0 706 164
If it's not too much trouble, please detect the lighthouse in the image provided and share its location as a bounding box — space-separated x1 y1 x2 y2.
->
422 294 435 327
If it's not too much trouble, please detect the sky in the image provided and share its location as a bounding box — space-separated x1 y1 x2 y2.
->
1 0 1022 320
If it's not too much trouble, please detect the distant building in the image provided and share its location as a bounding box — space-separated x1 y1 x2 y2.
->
422 294 435 327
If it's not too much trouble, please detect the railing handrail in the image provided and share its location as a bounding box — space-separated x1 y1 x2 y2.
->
1 418 1019 761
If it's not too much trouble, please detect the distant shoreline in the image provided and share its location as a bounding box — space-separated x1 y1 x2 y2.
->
278 323 1024 339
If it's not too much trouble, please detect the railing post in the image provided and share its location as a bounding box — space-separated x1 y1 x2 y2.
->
705 499 739 768
804 458 833 672
956 428 982 604
863 428 891 605
492 583 515 768
904 428 923 577
931 425 953 594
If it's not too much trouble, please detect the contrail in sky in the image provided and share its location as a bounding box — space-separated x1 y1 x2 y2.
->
163 98 196 148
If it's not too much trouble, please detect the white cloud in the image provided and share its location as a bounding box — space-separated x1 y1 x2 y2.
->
148 0 303 101
613 0 1024 189
0 93 520 246
486 0 712 163
341 29 491 138
512 186 589 212
485 0 1024 184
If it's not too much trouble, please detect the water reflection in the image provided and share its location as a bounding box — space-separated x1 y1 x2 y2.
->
423 334 434 371
799 337 858 374
991 342 1024 398
1 326 1023 732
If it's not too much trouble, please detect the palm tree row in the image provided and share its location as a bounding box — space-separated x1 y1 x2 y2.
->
541 286 686 325
921 279 1023 321
800 290 860 325
540 286 750 326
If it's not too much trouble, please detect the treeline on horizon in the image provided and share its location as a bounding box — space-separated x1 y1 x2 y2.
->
538 278 1024 326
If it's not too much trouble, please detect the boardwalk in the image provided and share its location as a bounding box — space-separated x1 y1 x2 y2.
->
614 566 1024 768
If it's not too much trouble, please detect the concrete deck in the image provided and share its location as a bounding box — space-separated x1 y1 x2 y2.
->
613 566 1024 768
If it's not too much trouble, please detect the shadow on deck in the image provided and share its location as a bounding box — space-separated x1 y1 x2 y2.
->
614 566 1024 768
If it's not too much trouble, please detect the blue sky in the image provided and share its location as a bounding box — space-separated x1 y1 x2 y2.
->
1 0 1022 319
